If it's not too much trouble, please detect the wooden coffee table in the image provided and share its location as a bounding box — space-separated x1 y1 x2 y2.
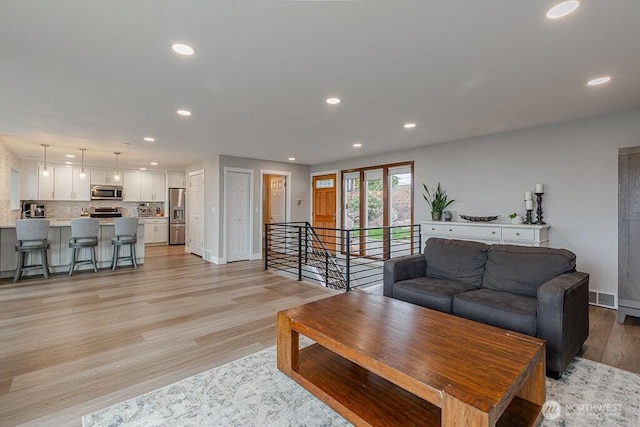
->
277 291 545 426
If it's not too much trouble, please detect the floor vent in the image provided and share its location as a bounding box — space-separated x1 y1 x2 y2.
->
588 291 616 309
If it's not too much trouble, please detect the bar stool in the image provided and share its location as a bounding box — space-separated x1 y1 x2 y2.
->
68 218 100 276
111 217 139 270
14 219 51 282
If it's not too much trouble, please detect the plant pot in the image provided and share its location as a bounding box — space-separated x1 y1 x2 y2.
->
431 211 442 221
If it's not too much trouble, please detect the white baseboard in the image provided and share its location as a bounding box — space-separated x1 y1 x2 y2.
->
250 252 262 260
209 256 226 265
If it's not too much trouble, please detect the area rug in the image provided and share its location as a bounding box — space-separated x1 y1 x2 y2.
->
83 346 640 427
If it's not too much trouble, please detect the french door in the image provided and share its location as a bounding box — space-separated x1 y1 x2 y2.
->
342 162 413 259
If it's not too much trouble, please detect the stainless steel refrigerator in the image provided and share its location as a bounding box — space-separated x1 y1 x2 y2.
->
168 188 186 245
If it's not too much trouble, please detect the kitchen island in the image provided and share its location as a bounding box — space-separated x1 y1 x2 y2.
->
0 219 145 279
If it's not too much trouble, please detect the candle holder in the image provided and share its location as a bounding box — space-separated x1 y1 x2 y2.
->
524 209 533 224
535 192 546 225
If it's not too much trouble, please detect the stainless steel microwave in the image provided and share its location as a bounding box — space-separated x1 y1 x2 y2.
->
91 185 123 200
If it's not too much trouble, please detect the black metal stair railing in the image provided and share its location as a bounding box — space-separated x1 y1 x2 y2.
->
265 222 422 291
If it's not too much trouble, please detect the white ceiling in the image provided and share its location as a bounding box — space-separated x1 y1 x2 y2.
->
1 1 639 170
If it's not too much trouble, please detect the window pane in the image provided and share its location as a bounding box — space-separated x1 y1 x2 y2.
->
343 176 360 230
315 179 334 188
365 169 383 256
389 167 412 257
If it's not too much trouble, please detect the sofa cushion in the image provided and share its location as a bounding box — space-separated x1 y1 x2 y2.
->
393 276 478 314
424 238 489 287
482 245 576 297
452 288 538 336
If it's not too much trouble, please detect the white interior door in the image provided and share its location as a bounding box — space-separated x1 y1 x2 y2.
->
270 176 286 223
188 171 204 256
227 171 250 262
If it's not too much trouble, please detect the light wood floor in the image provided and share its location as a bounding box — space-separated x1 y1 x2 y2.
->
0 245 639 426
0 246 339 426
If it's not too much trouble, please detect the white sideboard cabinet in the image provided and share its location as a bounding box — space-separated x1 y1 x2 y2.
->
420 221 550 247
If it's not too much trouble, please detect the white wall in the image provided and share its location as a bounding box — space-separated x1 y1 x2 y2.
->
218 155 311 258
312 109 640 298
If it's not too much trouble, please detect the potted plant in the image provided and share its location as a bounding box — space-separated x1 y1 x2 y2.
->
509 212 523 224
423 182 455 221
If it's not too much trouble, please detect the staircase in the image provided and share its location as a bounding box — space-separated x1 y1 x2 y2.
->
264 222 421 291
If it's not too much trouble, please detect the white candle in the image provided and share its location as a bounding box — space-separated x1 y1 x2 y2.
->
535 183 544 193
524 191 532 201
525 199 533 210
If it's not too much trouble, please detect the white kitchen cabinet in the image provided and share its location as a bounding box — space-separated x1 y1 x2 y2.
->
37 164 54 200
52 166 90 201
20 161 39 200
91 169 120 185
140 173 165 202
142 218 168 244
123 172 165 202
167 172 187 188
38 165 90 201
123 171 141 201
420 221 550 247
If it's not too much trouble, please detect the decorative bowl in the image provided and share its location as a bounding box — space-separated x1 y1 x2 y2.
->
459 214 500 223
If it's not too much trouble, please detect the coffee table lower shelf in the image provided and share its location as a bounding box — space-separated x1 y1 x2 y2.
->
291 344 542 427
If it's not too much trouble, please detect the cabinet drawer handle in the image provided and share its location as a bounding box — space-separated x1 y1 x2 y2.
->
431 227 435 231
492 231 496 234
516 232 520 236
449 229 452 232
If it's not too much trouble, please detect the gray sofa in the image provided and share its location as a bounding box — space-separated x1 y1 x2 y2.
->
383 238 589 376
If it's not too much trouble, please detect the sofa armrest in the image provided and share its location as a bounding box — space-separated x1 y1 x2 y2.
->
537 271 590 374
383 255 426 297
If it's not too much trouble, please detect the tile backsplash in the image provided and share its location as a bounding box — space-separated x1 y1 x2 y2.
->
41 200 165 219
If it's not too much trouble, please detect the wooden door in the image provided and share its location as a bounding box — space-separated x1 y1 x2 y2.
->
312 174 337 252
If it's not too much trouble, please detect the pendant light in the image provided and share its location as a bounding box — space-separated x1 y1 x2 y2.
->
113 152 121 182
41 144 50 176
79 148 87 180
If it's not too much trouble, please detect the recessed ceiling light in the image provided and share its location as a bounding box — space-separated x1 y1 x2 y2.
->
546 1 580 19
288 157 296 161
587 76 611 86
121 142 131 146
326 98 341 105
144 137 155 142
65 161 73 165
177 109 191 116
353 143 362 148
171 43 194 56
404 123 417 129
65 154 75 158
150 162 158 166
140 167 147 171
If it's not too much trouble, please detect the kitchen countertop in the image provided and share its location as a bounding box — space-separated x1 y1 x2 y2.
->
0 217 164 229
